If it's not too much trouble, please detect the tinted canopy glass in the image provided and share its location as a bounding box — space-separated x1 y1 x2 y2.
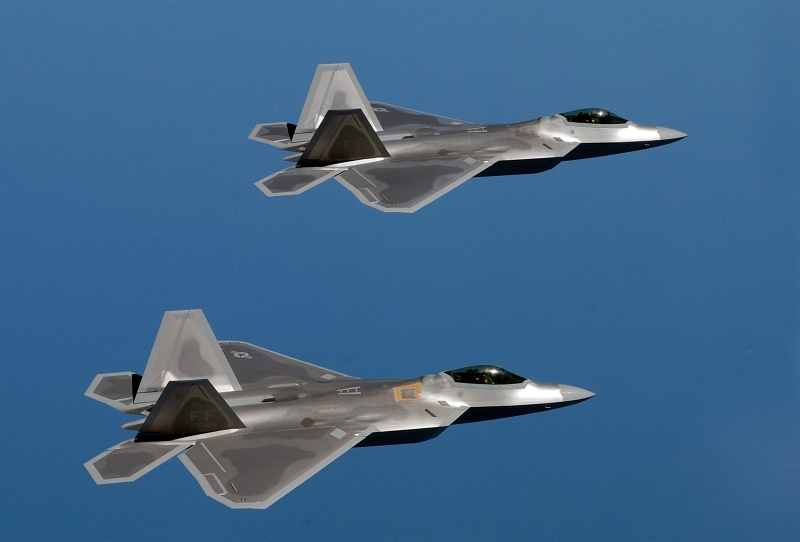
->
560 108 628 124
444 365 527 385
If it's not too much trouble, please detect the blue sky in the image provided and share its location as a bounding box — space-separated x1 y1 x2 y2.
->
1 1 798 540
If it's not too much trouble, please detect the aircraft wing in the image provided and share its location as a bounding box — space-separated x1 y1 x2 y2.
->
369 101 475 131
179 426 368 509
336 155 496 213
219 341 358 389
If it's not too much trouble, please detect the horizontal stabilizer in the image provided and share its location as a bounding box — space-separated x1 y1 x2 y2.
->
298 109 389 167
295 63 381 142
136 310 241 404
255 166 344 197
85 439 190 484
136 379 245 442
249 123 299 150
85 372 142 412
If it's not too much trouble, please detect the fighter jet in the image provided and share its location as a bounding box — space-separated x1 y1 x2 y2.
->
85 310 594 509
250 63 686 213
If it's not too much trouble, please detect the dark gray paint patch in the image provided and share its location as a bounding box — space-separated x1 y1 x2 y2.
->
176 338 214 379
255 123 291 142
298 109 388 167
221 342 353 389
265 173 318 194
137 379 245 441
94 375 132 401
370 102 473 130
221 444 316 499
369 164 463 203
95 448 162 479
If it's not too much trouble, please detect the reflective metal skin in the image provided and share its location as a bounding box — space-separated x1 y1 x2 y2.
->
85 310 593 509
250 63 686 213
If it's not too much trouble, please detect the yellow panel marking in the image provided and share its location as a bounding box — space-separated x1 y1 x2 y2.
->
393 382 422 401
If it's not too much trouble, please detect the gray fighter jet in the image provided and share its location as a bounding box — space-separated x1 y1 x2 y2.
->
250 63 685 213
85 310 594 509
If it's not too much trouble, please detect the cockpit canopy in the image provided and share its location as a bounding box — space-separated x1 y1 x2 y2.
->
560 108 628 125
444 365 527 385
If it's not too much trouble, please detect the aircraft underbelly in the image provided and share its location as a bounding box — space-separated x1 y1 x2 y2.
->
355 427 448 447
562 139 677 161
475 157 563 177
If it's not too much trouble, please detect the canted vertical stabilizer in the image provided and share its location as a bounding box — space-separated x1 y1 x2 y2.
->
297 109 389 167
294 63 382 142
135 310 241 404
135 379 246 442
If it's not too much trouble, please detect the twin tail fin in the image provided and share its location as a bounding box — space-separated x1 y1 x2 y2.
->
85 378 244 484
85 310 246 485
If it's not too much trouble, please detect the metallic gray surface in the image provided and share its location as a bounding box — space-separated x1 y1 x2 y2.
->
656 127 688 141
250 63 686 213
219 341 357 388
297 109 389 167
136 310 241 404
85 372 135 411
86 310 594 509
295 63 382 138
256 167 344 197
85 440 189 484
368 101 474 130
558 384 596 402
94 446 167 479
94 374 132 401
336 156 494 212
249 123 293 149
180 427 363 508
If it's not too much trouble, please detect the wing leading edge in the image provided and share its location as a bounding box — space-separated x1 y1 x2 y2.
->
219 341 358 389
369 101 476 131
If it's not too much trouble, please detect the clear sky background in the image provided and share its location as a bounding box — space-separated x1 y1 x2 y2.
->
1 2 798 540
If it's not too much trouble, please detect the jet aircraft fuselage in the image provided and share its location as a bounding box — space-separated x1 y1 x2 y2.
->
195 352 593 447
250 63 686 213
85 310 593 509
375 110 686 178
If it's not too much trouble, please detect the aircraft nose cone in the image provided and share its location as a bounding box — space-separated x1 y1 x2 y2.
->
656 126 687 141
558 385 595 403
